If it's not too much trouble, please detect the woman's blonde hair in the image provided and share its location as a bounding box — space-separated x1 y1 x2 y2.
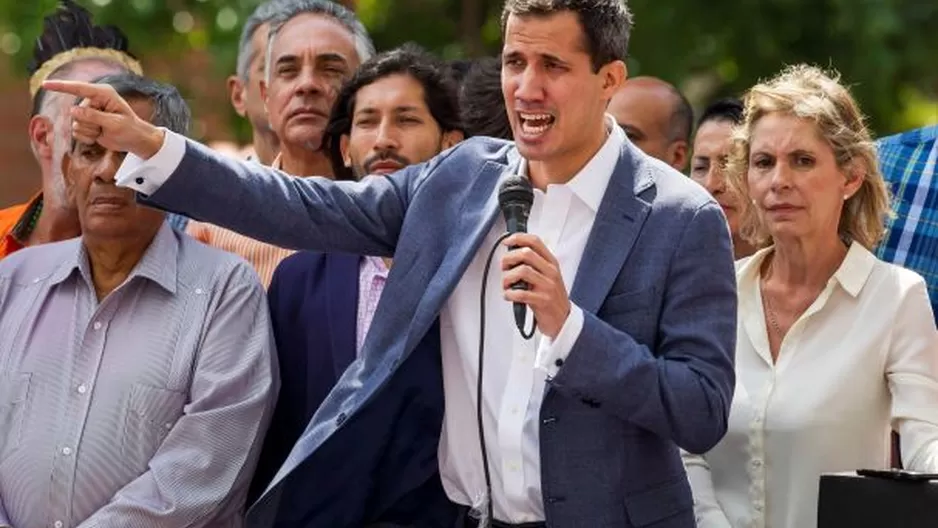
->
725 64 892 250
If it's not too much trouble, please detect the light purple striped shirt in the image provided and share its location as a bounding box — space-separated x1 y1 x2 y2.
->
356 256 390 356
0 223 279 528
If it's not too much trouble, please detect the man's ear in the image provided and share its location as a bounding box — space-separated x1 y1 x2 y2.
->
442 129 464 150
339 134 352 167
598 60 627 101
227 75 247 117
668 140 689 172
28 115 54 161
260 77 269 106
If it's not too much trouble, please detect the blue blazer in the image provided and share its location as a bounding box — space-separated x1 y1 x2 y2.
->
144 135 738 527
247 250 454 526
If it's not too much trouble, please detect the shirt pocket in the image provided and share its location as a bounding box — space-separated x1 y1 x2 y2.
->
0 373 31 463
120 383 187 470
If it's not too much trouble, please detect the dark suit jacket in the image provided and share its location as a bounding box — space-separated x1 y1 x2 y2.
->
247 251 454 527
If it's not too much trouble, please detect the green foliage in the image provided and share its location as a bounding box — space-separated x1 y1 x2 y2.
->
0 0 934 141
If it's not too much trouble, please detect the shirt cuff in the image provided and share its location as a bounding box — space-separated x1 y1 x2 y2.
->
115 128 187 196
535 304 584 377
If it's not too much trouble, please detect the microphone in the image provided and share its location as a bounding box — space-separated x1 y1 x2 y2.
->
497 175 535 336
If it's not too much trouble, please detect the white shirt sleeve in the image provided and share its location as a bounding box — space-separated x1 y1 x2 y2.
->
682 450 734 528
114 128 187 196
535 304 584 377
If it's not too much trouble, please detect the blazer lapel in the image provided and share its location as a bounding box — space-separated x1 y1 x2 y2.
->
325 253 361 380
570 143 653 314
401 151 522 353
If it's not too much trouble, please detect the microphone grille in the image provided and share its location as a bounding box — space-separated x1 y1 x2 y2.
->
498 174 534 207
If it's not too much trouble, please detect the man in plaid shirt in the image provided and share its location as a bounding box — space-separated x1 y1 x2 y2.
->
876 124 938 323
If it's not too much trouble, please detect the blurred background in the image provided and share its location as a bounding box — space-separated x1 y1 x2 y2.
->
1 0 936 206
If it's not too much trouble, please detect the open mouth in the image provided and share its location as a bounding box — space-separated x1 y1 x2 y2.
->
518 112 555 138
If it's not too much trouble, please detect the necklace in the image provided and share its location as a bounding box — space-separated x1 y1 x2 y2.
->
761 280 784 339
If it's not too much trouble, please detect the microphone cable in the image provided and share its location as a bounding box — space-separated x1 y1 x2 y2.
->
475 232 536 526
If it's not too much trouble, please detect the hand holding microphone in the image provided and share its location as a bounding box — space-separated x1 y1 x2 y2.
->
497 176 571 340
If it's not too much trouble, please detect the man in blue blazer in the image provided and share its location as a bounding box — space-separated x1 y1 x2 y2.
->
246 44 465 524
47 1 738 526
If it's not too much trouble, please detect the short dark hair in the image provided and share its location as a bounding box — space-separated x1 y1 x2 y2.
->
445 59 474 85
697 97 744 129
669 89 694 144
324 43 462 180
29 0 137 117
73 73 190 150
500 0 632 72
460 56 512 140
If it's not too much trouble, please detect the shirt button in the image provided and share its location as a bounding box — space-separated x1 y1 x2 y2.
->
54 521 64 528
195 288 204 295
77 384 88 395
93 321 102 330
511 406 520 415
554 358 564 367
61 447 72 456
752 459 763 468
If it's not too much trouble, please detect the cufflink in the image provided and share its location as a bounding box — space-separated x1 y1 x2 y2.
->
135 177 145 185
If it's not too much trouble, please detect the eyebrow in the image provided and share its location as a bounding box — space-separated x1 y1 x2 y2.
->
353 105 423 117
503 50 568 65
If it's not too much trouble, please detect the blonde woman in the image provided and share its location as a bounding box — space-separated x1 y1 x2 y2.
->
683 64 938 528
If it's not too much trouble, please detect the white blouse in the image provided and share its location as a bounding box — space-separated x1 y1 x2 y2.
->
683 242 938 528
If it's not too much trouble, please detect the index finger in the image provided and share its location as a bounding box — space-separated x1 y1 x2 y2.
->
503 233 557 264
41 80 108 100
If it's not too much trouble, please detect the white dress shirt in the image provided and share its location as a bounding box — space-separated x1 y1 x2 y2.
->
683 242 938 528
112 115 625 523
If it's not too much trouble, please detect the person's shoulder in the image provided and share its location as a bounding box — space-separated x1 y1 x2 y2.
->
272 250 333 281
175 232 263 290
877 124 938 149
870 249 930 295
636 150 716 214
0 238 79 283
434 136 516 167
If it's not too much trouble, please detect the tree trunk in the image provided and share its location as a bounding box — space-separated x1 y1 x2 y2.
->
461 0 483 57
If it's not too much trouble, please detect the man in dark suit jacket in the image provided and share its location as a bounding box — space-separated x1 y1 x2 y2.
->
246 44 465 523
46 1 737 526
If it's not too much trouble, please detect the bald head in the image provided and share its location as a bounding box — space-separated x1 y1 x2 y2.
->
608 76 692 171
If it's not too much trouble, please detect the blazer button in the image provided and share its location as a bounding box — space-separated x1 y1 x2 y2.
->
554 358 564 367
336 412 347 426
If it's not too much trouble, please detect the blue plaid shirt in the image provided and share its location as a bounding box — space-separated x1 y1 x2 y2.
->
875 125 938 322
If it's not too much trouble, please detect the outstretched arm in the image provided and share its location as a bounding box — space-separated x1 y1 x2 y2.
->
42 79 446 257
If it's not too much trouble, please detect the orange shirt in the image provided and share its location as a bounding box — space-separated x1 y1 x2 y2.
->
0 193 42 260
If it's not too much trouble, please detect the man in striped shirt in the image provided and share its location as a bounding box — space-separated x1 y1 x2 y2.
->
0 74 278 528
185 0 375 288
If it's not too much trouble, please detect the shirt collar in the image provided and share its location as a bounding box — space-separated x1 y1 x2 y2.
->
49 221 179 295
738 240 876 299
516 114 624 212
